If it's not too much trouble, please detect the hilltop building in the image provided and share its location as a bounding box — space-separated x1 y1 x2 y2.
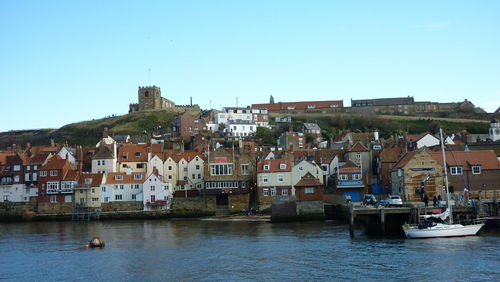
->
129 86 175 113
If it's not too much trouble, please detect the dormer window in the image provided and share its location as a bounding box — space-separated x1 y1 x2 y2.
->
264 165 270 171
84 178 92 185
115 175 123 181
40 171 47 177
279 164 286 170
450 166 463 175
307 105 316 109
472 166 481 175
134 174 142 180
135 152 141 157
50 170 58 176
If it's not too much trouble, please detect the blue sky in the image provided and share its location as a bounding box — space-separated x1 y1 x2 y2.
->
1 0 499 132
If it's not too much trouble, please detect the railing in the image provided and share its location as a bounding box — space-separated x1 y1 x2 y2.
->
46 188 73 194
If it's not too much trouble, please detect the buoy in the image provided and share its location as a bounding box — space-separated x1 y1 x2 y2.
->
88 237 105 248
85 244 89 248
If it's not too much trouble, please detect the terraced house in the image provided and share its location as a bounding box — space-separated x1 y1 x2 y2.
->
256 158 292 211
102 172 145 203
117 144 148 173
204 148 255 214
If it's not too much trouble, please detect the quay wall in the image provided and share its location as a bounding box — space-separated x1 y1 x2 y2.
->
170 197 216 217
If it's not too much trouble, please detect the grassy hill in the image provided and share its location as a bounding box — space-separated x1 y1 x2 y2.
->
0 109 198 149
0 109 492 150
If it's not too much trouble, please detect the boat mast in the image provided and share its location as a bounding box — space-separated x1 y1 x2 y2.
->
439 128 453 224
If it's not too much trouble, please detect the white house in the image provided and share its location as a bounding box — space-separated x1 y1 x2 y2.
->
102 172 145 203
1 184 35 202
57 147 77 168
291 160 324 195
226 120 257 138
91 145 117 175
143 173 172 211
147 154 165 178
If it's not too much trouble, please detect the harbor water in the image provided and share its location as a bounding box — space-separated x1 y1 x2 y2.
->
0 220 499 281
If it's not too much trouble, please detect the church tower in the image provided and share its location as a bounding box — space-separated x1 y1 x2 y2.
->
138 86 162 111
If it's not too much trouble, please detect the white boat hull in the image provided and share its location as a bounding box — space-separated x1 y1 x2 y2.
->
403 223 484 239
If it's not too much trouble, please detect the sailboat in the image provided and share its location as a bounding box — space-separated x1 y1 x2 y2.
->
402 128 484 239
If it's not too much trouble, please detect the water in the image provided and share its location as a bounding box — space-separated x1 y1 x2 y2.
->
0 220 499 281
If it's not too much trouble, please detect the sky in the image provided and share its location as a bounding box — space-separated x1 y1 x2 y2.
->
1 0 499 132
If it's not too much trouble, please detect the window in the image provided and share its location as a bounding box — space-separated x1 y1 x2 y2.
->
134 174 142 180
151 186 155 191
84 178 92 185
50 195 57 203
14 175 19 183
196 165 200 170
50 170 58 176
120 185 124 190
287 106 295 110
373 145 382 150
97 160 101 166
3 195 8 202
115 194 123 200
104 197 110 203
353 174 362 180
282 188 288 196
65 195 72 203
115 175 123 181
47 182 59 192
279 163 286 170
192 174 195 179
263 188 269 196
102 160 105 165
277 174 284 183
307 105 316 109
101 186 106 192
322 165 328 171
397 169 403 177
168 175 172 180
135 152 141 157
339 174 348 180
262 175 269 184
32 173 37 181
26 165 31 171
241 164 249 175
135 184 140 189
132 194 136 200
450 166 463 175
25 173 31 181
330 104 338 108
13 165 20 171
271 187 277 196
355 153 361 160
34 165 38 170
472 166 481 175
198 174 201 179
168 166 173 171
150 195 156 202
183 167 188 172
305 187 315 194
210 164 233 176
136 163 144 169
91 188 95 193
263 165 270 171
92 197 99 202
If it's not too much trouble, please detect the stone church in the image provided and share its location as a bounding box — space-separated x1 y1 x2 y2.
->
129 86 175 113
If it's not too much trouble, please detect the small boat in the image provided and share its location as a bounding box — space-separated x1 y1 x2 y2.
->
402 128 485 239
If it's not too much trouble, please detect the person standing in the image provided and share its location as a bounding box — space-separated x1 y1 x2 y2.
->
433 196 437 207
424 194 429 207
437 195 442 207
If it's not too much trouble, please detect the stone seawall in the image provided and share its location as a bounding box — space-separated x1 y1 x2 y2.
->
170 197 216 217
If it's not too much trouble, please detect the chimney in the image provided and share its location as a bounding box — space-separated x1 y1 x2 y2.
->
50 139 55 147
190 97 193 106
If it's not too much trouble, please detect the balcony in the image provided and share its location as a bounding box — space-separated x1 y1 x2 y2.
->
337 180 364 188
46 188 73 194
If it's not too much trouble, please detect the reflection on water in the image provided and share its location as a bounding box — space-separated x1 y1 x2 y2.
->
0 220 499 281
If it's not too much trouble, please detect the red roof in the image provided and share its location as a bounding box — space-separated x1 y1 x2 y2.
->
78 173 105 187
174 151 204 163
379 147 402 162
406 133 429 142
106 172 146 184
294 172 323 187
252 100 343 111
28 153 52 165
429 151 500 170
391 151 418 171
40 157 70 171
118 144 148 162
256 159 292 173
349 142 369 152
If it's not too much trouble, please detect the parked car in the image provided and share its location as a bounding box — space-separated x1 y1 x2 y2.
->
381 195 403 207
362 194 377 206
